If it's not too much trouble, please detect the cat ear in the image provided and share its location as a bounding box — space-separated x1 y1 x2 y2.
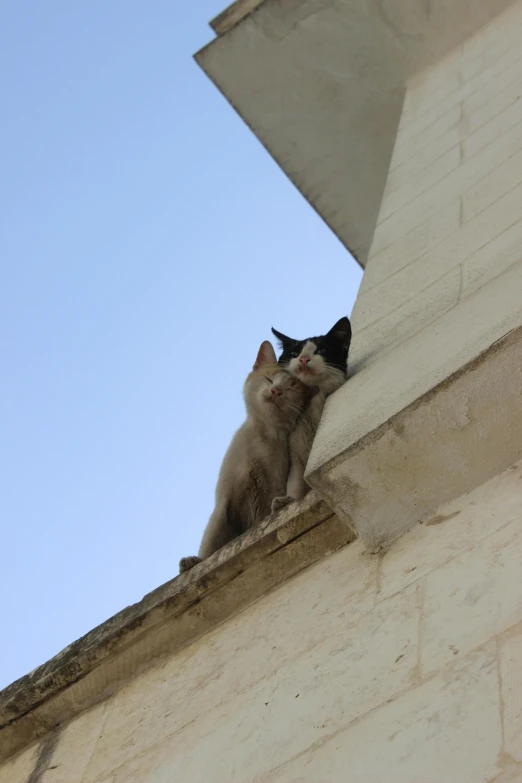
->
326 317 352 350
271 327 293 349
254 341 277 369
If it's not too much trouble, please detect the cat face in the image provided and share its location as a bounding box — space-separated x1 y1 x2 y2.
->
244 341 317 425
271 317 352 394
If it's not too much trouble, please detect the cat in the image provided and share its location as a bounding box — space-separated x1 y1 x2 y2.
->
270 316 352 510
179 341 318 573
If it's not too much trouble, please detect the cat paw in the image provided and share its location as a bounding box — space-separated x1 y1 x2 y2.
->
179 556 202 573
271 495 295 514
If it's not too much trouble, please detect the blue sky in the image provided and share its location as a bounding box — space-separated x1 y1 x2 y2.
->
0 0 361 689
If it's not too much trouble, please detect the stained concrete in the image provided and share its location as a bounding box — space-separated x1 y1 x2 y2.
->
0 492 352 764
309 324 522 551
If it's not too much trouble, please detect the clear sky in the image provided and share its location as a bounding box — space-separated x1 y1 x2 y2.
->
0 0 362 690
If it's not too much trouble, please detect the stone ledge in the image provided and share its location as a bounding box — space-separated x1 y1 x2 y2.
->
309 323 522 552
0 491 353 764
210 0 266 36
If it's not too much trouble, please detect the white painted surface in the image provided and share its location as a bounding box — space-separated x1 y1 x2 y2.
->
265 649 502 783
309 0 522 486
500 630 522 763
353 0 522 356
197 0 516 265
421 518 522 676
3 461 522 781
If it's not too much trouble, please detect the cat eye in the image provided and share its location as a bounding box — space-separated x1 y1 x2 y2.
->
264 376 273 383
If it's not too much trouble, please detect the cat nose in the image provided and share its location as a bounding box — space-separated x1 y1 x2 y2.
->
271 386 282 398
299 356 311 368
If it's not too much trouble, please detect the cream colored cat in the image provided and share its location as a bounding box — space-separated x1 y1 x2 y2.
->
179 341 317 573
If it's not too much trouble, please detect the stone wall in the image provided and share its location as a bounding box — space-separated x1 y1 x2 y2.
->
351 0 522 369
2 460 522 782
4 5 522 782
308 1 522 542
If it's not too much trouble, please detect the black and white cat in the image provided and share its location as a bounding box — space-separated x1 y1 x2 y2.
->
271 317 352 507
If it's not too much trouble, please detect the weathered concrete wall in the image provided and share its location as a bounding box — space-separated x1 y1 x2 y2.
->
308 1 522 549
3 460 522 782
351 0 522 365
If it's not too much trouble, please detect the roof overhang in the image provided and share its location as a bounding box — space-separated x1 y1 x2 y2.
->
196 0 517 267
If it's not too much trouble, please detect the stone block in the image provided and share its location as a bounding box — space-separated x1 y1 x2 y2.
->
83 539 378 782
0 743 38 783
375 96 522 257
364 198 460 291
44 703 107 783
401 33 522 142
380 146 460 222
352 266 460 356
499 626 522 763
464 93 522 160
379 105 461 197
421 517 522 677
107 585 421 783
379 461 522 601
396 86 462 151
399 63 462 125
462 50 522 117
385 125 463 196
359 173 522 335
491 763 522 783
463 147 522 222
463 65 522 142
264 648 501 783
463 227 522 301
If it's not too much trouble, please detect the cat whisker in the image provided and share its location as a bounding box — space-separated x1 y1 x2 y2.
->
285 402 308 416
325 364 346 375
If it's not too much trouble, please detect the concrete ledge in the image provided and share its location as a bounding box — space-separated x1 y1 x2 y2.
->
210 0 266 35
308 325 522 552
0 492 353 764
